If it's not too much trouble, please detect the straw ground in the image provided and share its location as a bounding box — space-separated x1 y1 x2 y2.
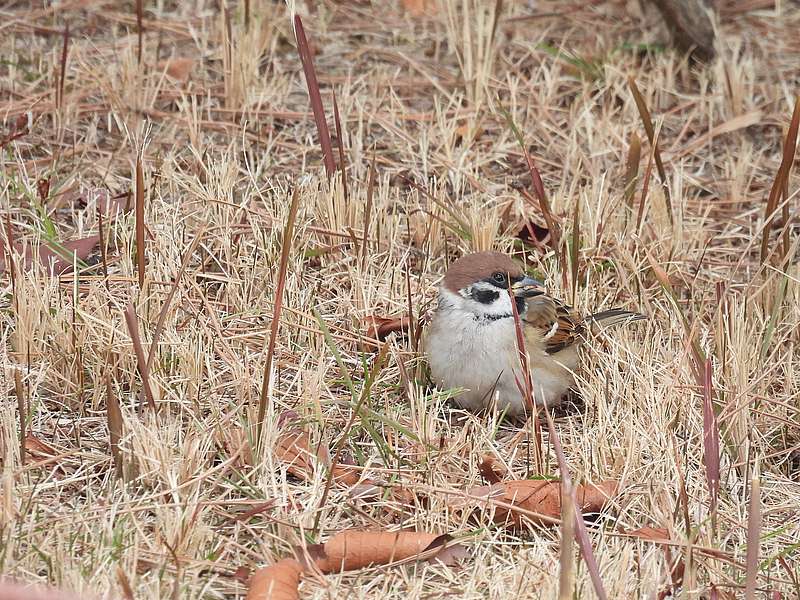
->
1 1 799 598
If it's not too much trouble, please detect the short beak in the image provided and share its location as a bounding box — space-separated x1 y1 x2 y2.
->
511 276 545 298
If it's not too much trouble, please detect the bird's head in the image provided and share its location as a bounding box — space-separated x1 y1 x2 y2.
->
439 251 544 320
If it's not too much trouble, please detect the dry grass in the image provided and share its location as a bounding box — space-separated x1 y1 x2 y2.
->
1 0 799 598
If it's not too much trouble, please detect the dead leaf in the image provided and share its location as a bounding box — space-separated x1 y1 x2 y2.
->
477 454 505 484
232 565 251 584
0 113 28 148
134 557 158 575
37 178 50 203
246 558 302 600
24 433 59 458
330 461 360 485
625 526 671 542
348 481 418 507
300 529 466 573
217 426 254 469
157 57 195 82
0 235 100 275
575 480 619 513
464 479 618 528
349 482 383 500
234 501 277 522
454 122 484 146
275 429 317 480
364 314 411 341
93 188 131 220
275 415 360 486
401 0 438 17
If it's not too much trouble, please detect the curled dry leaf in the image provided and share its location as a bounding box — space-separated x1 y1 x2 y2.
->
574 480 619 513
463 479 618 528
0 235 100 275
300 529 466 574
364 314 411 341
477 454 505 484
274 429 316 479
246 558 302 600
275 415 360 486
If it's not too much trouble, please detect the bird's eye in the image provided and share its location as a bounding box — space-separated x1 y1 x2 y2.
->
492 272 506 284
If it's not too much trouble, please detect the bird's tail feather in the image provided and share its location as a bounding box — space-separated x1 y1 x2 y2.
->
586 309 646 331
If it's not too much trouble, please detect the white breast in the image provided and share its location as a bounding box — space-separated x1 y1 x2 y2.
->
425 295 577 417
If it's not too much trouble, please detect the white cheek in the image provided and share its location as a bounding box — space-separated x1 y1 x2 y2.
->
482 291 512 315
466 282 513 317
439 285 514 318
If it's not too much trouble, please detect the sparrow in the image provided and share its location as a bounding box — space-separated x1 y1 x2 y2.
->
425 251 644 418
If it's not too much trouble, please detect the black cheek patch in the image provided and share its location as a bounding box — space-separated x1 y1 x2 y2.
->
472 288 500 305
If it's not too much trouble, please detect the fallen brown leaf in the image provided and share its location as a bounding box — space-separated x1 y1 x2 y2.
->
232 565 251 584
574 480 619 512
465 479 618 528
301 529 466 574
134 557 158 575
330 461 360 486
246 559 302 600
157 57 195 81
477 454 505 484
234 501 277 523
217 426 254 469
24 433 59 458
348 481 418 507
275 415 360 486
364 314 411 341
0 113 28 148
624 526 671 542
0 235 100 275
402 0 438 17
454 122 484 146
275 429 317 480
94 189 131 220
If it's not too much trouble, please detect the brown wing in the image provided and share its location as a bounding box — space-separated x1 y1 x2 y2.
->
522 295 584 354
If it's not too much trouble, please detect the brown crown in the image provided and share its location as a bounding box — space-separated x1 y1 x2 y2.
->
442 251 523 293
